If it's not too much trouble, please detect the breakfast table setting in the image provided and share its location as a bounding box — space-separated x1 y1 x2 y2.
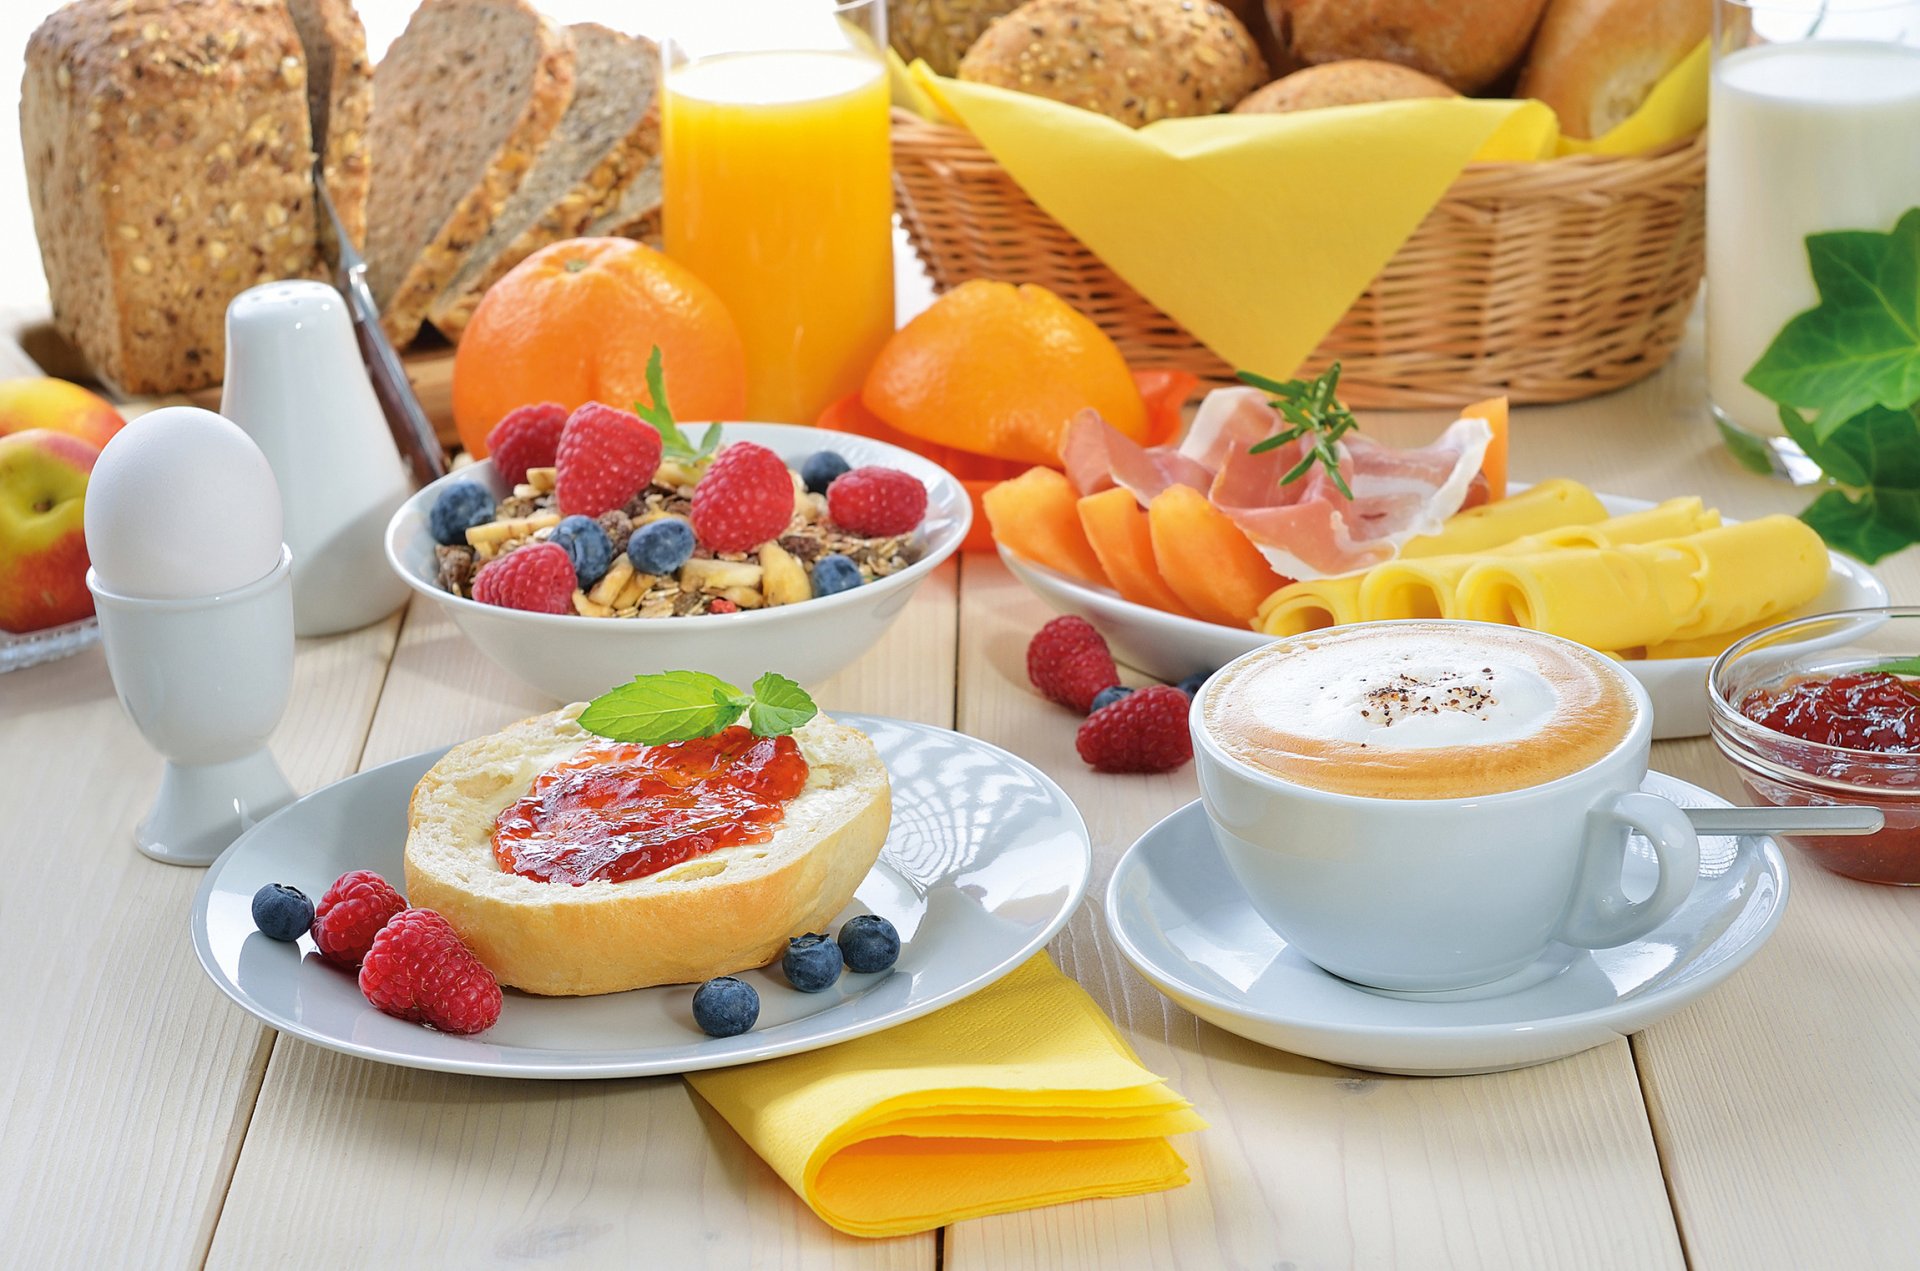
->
5 0 1920 1267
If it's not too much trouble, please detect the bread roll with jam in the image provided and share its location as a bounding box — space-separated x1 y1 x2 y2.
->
1518 0 1710 139
1284 0 1550 93
405 706 892 996
958 0 1268 127
1234 59 1458 113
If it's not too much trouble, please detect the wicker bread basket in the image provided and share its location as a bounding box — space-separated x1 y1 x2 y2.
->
891 109 1707 408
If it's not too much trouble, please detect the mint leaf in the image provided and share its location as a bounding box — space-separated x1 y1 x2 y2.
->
579 670 748 744
633 345 722 463
745 672 818 736
1866 656 1920 676
578 669 818 744
1745 208 1920 438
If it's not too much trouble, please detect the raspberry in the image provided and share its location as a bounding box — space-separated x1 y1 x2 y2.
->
690 442 795 552
708 597 740 614
555 401 662 517
1027 616 1120 712
471 542 576 614
1075 685 1194 774
485 402 567 486
827 466 928 537
312 870 407 968
358 909 502 1035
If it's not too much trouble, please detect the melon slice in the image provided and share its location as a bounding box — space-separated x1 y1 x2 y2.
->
1077 488 1200 618
983 467 1110 587
1462 396 1509 501
1148 485 1287 628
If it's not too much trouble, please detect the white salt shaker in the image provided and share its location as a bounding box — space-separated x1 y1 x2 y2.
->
221 280 411 636
85 407 298 866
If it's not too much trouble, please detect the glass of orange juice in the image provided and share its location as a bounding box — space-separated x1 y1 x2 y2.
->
662 0 894 425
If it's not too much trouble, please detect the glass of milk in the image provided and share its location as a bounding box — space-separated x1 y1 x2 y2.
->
1706 0 1920 480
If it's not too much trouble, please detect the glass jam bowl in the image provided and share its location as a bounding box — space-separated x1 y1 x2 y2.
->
1709 607 1920 885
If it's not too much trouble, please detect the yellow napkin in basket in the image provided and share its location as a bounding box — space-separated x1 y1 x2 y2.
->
685 953 1205 1238
900 45 1706 378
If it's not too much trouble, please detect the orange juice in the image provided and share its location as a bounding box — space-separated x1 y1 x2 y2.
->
663 50 894 424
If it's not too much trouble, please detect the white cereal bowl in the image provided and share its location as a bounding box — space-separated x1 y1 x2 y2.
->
386 423 969 702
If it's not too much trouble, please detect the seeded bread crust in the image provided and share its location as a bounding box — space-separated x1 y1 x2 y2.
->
364 0 576 346
404 706 893 996
427 24 660 339
958 0 1268 127
582 155 661 248
285 0 371 255
22 0 325 395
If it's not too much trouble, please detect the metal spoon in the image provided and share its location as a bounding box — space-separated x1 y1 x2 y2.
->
1684 805 1885 837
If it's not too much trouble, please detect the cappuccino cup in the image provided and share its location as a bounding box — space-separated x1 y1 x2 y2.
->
1191 620 1700 993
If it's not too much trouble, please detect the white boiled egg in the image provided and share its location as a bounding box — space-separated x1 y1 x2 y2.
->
84 406 284 599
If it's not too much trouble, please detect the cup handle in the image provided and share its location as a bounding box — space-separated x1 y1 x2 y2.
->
1557 792 1701 949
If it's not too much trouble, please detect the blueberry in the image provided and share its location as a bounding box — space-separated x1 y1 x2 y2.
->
1177 670 1214 698
628 517 696 575
800 450 852 495
428 481 495 546
782 932 844 992
837 914 901 974
551 515 612 588
251 883 313 942
692 976 760 1038
810 553 862 597
1090 685 1133 713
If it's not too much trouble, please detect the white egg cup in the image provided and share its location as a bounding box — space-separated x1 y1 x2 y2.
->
88 547 298 866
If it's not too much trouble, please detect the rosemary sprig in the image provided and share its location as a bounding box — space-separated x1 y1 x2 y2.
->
1239 362 1359 499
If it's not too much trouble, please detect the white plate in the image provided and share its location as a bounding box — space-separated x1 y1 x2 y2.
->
1001 490 1887 739
191 715 1090 1079
0 615 99 672
1105 773 1788 1076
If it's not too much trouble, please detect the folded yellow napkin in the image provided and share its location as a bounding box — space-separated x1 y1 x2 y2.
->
685 953 1205 1238
900 45 1706 379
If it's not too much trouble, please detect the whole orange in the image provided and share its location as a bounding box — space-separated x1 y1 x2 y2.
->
451 238 748 457
862 280 1148 468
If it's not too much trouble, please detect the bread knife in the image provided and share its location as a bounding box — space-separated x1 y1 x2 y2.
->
1684 805 1885 837
316 182 448 486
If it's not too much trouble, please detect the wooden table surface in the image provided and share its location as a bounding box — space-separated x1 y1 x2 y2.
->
4 315 1918 1270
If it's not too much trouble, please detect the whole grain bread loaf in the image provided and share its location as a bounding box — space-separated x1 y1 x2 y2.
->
22 0 326 395
363 0 575 346
427 23 660 340
285 0 371 255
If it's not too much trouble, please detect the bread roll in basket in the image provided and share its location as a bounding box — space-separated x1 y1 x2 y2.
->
405 705 892 996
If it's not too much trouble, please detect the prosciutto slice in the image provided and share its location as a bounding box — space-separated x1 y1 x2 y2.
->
1209 416 1493 579
1061 409 1212 503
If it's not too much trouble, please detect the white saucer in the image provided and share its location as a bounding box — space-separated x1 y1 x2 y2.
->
1002 487 1888 740
1104 772 1788 1076
192 714 1091 1079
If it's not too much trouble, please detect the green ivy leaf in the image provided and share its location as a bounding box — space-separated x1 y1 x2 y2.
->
1800 487 1920 564
578 670 749 744
1745 208 1920 439
1865 656 1920 675
745 672 819 736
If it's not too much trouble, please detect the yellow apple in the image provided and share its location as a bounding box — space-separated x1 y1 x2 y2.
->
0 377 126 452
0 428 98 633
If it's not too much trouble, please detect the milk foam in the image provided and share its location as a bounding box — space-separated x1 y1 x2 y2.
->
1203 623 1636 799
1258 639 1560 752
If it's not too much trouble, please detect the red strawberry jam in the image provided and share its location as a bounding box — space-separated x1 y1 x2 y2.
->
492 726 810 885
1739 672 1920 753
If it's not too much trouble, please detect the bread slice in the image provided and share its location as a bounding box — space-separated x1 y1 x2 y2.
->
285 0 372 256
426 24 661 339
363 0 576 346
405 706 892 996
582 156 662 248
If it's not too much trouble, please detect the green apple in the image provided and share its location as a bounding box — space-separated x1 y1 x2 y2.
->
0 428 98 633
